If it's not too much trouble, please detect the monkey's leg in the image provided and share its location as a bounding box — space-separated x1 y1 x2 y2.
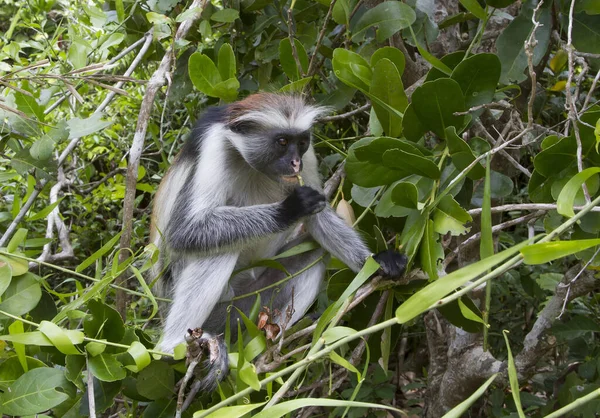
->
204 237 327 336
158 253 239 352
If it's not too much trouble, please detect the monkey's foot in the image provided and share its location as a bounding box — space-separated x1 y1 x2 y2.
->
185 329 229 391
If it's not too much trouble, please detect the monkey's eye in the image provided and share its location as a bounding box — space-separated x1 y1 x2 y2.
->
277 138 288 146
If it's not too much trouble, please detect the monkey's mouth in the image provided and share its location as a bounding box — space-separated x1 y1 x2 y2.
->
281 174 300 183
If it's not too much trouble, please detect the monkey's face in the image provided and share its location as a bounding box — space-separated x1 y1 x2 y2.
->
237 128 312 183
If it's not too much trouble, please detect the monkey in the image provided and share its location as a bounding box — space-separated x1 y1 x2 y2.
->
148 93 407 390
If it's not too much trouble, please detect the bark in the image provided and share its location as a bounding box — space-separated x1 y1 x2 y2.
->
424 263 599 416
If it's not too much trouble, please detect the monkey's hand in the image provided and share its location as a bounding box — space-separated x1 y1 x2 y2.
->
373 250 408 279
281 186 326 222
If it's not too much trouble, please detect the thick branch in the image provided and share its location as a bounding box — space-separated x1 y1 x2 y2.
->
515 264 599 375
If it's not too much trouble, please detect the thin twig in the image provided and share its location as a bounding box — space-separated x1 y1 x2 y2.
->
524 0 544 129
286 1 304 78
564 0 591 202
306 0 337 78
556 246 600 319
87 359 97 418
468 203 600 216
443 212 542 268
318 103 371 123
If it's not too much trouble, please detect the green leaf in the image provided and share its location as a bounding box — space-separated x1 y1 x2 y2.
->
370 46 405 76
420 219 443 280
8 321 26 373
6 228 27 253
88 354 127 382
346 137 409 187
382 149 441 179
396 239 530 323
390 181 419 208
459 0 486 20
557 168 600 217
39 321 81 355
480 155 494 260
0 261 12 298
322 326 357 344
400 210 428 263
0 356 46 391
496 3 551 84
28 142 56 167
14 91 44 121
250 398 404 418
0 330 83 346
279 77 312 93
369 58 407 137
329 350 361 378
332 48 372 92
451 53 501 111
76 232 121 272
446 127 486 180
67 114 113 140
27 198 63 221
217 43 236 81
433 196 472 236
239 362 260 391
0 273 41 318
0 368 74 416
188 52 222 97
146 12 172 25
83 299 125 342
279 38 309 81
136 361 174 400
458 298 486 324
503 331 525 418
352 1 416 41
571 12 600 56
553 315 600 339
210 8 239 23
520 239 600 265
412 79 466 139
125 342 151 372
195 402 266 418
442 374 498 418
213 78 240 102
402 103 426 142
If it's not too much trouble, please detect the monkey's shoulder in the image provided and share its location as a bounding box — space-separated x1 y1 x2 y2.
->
178 106 230 162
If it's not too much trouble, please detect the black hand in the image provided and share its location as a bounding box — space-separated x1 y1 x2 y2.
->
373 250 408 279
279 186 326 223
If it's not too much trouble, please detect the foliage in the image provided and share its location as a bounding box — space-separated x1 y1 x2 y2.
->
0 0 599 417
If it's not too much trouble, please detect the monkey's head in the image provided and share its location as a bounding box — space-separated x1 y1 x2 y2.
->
226 93 328 183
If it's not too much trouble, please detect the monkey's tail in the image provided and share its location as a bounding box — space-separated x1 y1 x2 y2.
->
196 334 229 392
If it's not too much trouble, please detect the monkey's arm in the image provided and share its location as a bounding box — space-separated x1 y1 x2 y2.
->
305 207 371 272
167 187 325 253
306 207 408 277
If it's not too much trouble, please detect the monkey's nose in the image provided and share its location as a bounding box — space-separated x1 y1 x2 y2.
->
291 158 302 173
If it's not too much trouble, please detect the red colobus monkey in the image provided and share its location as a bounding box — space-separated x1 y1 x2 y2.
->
149 93 406 390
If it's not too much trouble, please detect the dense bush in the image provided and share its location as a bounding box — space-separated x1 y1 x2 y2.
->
0 0 599 416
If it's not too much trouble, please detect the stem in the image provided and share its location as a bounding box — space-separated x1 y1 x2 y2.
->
544 389 600 418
